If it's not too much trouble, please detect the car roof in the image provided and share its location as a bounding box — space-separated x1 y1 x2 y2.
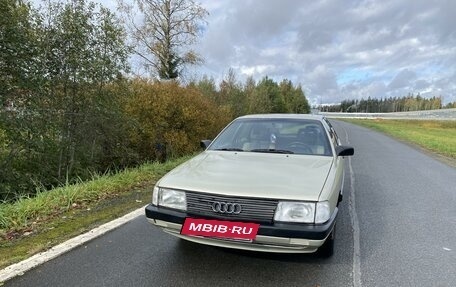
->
236 114 325 121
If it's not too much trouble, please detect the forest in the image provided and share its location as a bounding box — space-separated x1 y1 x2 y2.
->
319 95 454 113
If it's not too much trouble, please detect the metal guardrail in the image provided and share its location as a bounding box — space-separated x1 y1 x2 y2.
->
319 108 456 121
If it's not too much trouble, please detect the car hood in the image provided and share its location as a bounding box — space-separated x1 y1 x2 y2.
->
158 151 334 201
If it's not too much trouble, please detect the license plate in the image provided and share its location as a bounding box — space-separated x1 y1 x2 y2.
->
181 218 259 240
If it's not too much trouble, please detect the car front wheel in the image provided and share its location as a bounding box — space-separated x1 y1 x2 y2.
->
318 225 335 257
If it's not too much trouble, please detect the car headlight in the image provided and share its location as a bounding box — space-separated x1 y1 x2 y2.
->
154 187 187 211
315 201 330 224
274 201 315 223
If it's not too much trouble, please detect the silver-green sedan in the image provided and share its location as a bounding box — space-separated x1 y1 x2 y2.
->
145 114 354 256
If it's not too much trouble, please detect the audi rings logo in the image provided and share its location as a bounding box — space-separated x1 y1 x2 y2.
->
211 202 242 214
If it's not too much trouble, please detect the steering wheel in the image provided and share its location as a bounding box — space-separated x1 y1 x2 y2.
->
286 142 313 154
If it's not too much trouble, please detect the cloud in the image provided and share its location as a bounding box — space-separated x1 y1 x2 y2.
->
194 0 456 104
388 69 417 90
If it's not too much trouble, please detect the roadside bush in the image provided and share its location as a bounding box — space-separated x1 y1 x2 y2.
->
125 79 231 160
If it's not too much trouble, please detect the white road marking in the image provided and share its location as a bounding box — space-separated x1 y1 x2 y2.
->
342 123 362 287
348 155 362 287
0 206 145 283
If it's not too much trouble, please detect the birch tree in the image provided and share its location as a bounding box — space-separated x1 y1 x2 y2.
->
118 0 208 79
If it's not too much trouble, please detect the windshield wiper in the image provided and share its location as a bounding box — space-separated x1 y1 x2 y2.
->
214 148 244 152
250 149 294 154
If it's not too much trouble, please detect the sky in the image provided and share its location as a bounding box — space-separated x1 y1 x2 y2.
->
70 0 456 105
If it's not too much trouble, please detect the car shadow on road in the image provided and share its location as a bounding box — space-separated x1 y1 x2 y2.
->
157 238 350 286
176 238 335 264
218 247 327 263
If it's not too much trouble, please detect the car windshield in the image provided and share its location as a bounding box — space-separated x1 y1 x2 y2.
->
209 118 333 156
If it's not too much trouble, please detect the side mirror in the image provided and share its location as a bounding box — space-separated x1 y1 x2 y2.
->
200 140 212 149
335 145 354 156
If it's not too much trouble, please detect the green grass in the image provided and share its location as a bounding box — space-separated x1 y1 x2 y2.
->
343 119 456 159
0 155 192 269
0 189 151 269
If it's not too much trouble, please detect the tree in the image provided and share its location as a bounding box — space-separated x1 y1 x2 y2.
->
0 0 131 201
244 76 256 113
39 0 130 181
321 94 447 113
445 101 456 109
248 77 285 114
194 75 217 102
279 80 310 114
124 79 230 160
118 0 208 79
0 0 45 200
219 68 246 117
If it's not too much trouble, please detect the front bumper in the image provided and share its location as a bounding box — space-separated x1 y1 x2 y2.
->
145 205 338 253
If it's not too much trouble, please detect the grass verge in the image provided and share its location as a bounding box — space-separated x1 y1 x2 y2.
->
342 119 456 159
0 155 192 269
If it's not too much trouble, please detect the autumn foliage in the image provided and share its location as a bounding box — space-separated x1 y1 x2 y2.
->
124 79 231 160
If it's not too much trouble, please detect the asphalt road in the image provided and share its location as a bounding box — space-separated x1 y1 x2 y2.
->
5 121 456 287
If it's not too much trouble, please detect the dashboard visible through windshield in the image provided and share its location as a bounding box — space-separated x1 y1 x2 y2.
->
209 118 333 156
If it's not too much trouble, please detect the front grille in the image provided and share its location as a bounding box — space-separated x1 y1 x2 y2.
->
186 191 278 223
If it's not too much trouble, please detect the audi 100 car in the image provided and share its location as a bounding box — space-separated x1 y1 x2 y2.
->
145 114 354 256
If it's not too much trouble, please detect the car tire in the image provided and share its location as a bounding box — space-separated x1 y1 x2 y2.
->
318 225 335 257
